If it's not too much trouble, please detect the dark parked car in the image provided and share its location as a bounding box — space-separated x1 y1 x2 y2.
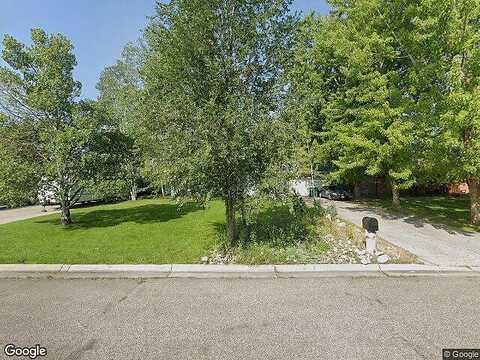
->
320 186 353 200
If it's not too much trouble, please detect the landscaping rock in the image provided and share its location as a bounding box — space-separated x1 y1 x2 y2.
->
377 254 390 264
201 256 209 263
324 234 334 241
207 211 394 266
207 252 233 265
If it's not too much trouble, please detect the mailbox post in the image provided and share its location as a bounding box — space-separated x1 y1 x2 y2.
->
362 217 379 255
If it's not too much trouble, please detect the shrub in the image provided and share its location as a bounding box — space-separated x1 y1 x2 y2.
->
235 195 324 246
210 195 331 264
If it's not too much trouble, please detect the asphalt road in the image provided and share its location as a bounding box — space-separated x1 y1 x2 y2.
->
0 277 478 360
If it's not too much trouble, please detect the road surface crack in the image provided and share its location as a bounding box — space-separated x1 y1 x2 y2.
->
62 338 97 360
102 280 145 315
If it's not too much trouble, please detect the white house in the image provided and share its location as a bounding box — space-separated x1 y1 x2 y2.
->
289 178 323 197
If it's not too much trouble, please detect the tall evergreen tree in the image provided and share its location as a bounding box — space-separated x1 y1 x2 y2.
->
383 0 480 222
288 2 417 205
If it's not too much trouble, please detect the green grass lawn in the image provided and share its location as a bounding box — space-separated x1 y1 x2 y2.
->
0 199 225 264
361 195 479 233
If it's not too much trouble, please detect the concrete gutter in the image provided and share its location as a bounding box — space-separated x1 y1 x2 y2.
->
0 264 479 279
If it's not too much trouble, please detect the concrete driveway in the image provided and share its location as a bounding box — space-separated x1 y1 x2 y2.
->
328 200 480 266
1 277 478 360
0 205 58 225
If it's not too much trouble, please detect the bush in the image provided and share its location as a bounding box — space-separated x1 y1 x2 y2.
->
237 195 323 246
312 199 337 218
207 195 331 264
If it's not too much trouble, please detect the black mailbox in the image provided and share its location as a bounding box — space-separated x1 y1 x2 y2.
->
362 217 379 233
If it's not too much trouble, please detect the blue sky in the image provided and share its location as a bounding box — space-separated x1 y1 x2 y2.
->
0 0 329 99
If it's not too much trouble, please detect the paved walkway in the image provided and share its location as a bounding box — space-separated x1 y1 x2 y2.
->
0 205 58 225
328 200 480 266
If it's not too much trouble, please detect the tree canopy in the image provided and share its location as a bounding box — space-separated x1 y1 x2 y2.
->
97 42 147 201
2 0 480 230
288 0 480 222
0 29 127 224
139 0 298 243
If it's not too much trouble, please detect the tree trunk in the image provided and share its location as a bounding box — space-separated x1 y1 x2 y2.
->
468 177 480 224
392 185 400 207
130 184 138 201
60 204 72 225
353 182 361 201
240 200 246 227
161 184 165 197
225 198 237 246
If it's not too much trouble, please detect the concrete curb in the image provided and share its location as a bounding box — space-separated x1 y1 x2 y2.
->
378 264 480 277
171 264 275 278
275 264 382 278
0 264 479 279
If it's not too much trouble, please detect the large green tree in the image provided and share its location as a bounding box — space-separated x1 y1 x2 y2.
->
97 42 147 201
0 115 40 207
141 0 297 244
381 0 480 222
0 29 126 224
290 0 480 221
288 5 417 206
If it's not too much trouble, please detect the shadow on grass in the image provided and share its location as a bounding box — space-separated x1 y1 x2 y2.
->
36 202 203 230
